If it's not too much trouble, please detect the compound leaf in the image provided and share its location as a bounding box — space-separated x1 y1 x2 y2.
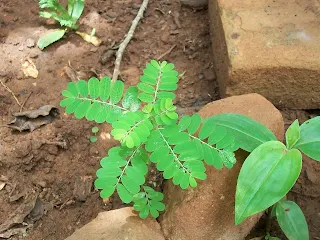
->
133 186 165 219
60 77 140 124
138 61 179 104
235 141 302 225
95 146 148 204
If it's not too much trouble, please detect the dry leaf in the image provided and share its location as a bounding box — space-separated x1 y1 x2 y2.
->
0 225 32 239
0 182 5 191
8 105 59 132
73 176 93 202
0 194 38 233
76 31 102 46
21 58 38 78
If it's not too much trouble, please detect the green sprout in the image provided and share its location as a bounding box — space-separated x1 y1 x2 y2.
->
37 0 85 49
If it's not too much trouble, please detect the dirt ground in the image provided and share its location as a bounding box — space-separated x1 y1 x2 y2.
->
0 0 319 239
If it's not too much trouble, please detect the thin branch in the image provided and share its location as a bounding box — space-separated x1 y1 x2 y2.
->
112 0 149 83
156 44 177 61
0 79 22 107
20 91 32 112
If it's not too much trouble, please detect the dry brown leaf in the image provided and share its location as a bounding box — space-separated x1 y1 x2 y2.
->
8 105 59 132
0 194 38 233
76 31 102 46
21 58 38 78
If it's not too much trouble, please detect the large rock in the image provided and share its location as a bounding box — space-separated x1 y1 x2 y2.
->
65 207 165 240
160 94 284 240
208 0 320 109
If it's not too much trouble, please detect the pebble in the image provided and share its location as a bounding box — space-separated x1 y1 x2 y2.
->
35 180 47 188
26 38 35 48
306 168 318 184
29 49 40 58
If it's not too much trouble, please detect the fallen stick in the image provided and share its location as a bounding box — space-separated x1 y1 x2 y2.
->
0 79 22 107
156 44 177 60
20 91 32 112
112 0 149 83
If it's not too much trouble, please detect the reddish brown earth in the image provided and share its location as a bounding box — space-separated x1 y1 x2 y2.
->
0 0 319 239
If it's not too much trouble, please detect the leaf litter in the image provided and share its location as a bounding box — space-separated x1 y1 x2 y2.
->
8 105 59 132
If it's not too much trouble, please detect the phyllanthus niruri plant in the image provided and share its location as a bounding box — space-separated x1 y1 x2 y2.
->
60 60 238 218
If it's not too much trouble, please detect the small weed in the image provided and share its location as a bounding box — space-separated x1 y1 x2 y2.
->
37 0 84 49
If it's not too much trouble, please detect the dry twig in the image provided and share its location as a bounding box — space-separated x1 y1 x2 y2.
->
156 45 177 60
0 79 22 107
112 0 149 83
20 91 32 112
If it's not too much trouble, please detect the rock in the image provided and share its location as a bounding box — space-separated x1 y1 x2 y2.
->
29 49 40 58
160 93 284 240
181 0 208 8
306 167 318 184
25 38 35 48
65 207 165 240
208 0 320 109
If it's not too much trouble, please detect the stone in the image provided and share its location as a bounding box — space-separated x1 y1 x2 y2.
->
208 0 320 109
25 38 35 48
181 0 208 8
160 93 284 240
65 207 165 240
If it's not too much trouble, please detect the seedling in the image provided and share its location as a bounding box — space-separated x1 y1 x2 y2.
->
90 126 99 143
59 60 320 238
233 116 320 240
60 60 238 218
37 0 84 49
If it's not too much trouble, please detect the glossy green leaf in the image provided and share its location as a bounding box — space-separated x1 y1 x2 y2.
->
293 116 320 161
117 184 133 203
110 80 124 104
37 30 66 49
88 77 100 99
122 86 141 112
276 200 309 240
77 80 88 97
235 141 302 225
138 93 153 103
205 114 277 152
286 120 300 149
70 0 84 22
99 76 111 101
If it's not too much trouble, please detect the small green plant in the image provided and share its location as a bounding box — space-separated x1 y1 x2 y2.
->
37 0 84 49
59 60 319 238
60 60 238 218
90 126 99 143
233 116 320 240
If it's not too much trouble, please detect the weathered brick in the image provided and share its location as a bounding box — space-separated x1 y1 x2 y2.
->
209 0 320 109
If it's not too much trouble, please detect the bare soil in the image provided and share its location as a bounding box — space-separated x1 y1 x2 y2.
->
0 0 319 239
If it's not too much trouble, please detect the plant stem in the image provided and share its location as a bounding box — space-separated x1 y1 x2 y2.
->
112 0 149 83
266 206 273 234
